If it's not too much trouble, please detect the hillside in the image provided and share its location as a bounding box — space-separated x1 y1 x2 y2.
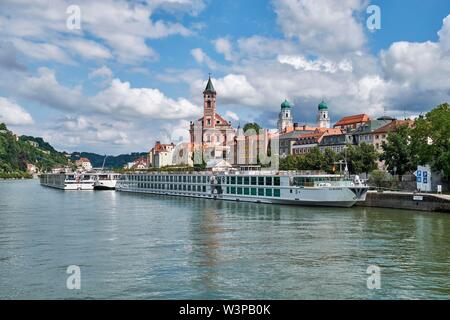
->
0 123 69 176
70 152 147 169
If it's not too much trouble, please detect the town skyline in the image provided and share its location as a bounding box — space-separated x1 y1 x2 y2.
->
0 0 449 155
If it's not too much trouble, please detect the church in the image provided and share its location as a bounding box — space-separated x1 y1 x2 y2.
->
189 76 236 163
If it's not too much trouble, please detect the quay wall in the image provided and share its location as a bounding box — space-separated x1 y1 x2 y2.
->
356 191 450 213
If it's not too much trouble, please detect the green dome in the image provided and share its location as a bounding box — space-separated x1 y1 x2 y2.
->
281 99 292 109
318 101 328 110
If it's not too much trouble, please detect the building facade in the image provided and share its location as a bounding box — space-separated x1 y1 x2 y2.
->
189 76 235 164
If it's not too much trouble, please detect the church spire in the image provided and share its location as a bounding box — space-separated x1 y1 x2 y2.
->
204 74 216 94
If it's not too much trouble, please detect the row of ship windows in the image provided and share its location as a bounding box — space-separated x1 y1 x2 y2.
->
127 175 209 183
126 183 207 192
225 176 281 186
226 187 281 197
126 175 282 186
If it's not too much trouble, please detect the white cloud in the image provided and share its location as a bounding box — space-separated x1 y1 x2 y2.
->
89 66 113 80
92 78 202 119
192 74 261 106
278 55 353 73
273 0 367 57
12 39 73 64
63 39 112 60
225 111 239 122
15 68 202 121
0 97 33 125
0 0 195 64
190 48 218 70
213 37 235 61
438 15 450 51
237 36 299 59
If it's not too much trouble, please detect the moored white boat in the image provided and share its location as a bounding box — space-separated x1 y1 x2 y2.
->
93 172 121 190
39 172 95 190
116 170 368 208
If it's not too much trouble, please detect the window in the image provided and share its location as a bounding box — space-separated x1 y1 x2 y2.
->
258 177 264 185
274 189 281 197
226 177 230 184
237 177 243 185
244 177 249 185
226 187 230 193
231 177 236 184
207 119 211 125
231 187 236 194
244 188 249 195
237 187 243 195
251 188 257 196
258 188 264 196
274 177 280 186
202 186 206 192
266 189 272 197
265 177 272 186
251 177 257 185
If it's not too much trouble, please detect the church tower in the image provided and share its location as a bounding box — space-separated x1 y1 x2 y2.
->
203 75 216 129
277 99 293 133
317 101 330 128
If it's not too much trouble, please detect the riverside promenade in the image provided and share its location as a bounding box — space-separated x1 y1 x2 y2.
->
357 191 450 213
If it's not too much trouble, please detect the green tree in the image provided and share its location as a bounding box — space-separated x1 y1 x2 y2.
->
243 122 261 133
380 124 416 175
412 103 450 178
344 143 378 175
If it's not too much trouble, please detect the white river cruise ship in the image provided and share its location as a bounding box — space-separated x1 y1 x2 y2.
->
116 170 368 207
40 172 95 190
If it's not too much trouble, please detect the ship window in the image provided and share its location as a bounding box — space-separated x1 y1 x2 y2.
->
202 186 206 192
183 185 186 191
188 185 191 191
226 187 230 193
183 176 186 183
265 177 272 185
231 187 236 194
237 177 243 185
251 188 257 196
193 176 196 183
174 184 177 190
244 177 249 185
274 189 281 197
274 177 280 186
226 177 230 184
266 189 272 197
231 177 236 184
244 188 249 195
251 177 257 185
237 187 243 195
258 188 264 196
258 177 264 185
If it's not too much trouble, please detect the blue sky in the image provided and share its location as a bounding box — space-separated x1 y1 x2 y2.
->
0 0 449 154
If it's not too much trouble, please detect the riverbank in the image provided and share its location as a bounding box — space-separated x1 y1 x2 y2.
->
0 173 33 180
356 190 450 213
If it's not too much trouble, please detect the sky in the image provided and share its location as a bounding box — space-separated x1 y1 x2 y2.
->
0 0 449 155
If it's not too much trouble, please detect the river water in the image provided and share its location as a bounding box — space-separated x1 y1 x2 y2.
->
0 179 449 299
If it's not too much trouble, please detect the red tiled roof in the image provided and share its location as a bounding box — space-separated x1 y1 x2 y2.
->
334 114 370 127
372 120 413 134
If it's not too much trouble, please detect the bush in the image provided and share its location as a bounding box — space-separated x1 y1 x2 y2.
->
368 170 394 190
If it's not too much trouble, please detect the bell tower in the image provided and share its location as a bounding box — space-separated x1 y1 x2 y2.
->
277 99 293 132
317 101 330 128
203 75 216 129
